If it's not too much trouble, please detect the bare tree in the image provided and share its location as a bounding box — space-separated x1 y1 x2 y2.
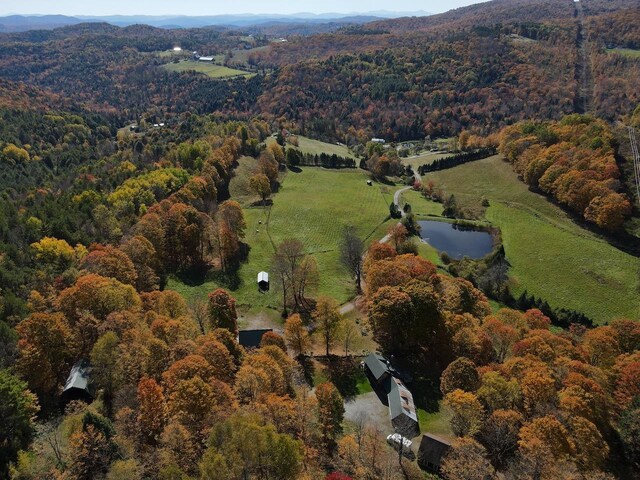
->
342 318 358 357
189 298 208 334
272 238 318 314
339 225 364 294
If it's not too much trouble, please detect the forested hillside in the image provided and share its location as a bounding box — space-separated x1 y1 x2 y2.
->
0 0 637 139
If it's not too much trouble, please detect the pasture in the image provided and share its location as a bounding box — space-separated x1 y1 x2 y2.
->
422 156 640 323
402 151 451 173
607 48 640 58
163 60 255 79
267 135 358 159
168 156 395 318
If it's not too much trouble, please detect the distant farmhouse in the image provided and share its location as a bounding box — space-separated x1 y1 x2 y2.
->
363 353 419 438
192 51 214 62
60 359 94 407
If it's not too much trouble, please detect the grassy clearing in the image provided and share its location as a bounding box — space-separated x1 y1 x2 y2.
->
401 151 451 173
355 373 374 395
423 156 640 323
607 48 640 58
398 189 443 217
168 159 395 315
163 60 255 78
418 404 453 438
267 135 358 159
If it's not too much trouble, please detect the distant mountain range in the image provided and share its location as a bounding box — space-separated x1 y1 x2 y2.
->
0 11 432 33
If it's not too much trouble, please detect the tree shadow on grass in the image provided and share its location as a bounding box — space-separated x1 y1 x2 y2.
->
287 165 302 173
326 356 360 400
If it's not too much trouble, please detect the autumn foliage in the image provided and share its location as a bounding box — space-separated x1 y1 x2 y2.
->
499 115 632 231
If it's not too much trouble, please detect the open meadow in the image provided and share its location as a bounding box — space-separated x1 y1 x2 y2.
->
401 151 451 173
421 156 640 323
267 135 358 159
168 156 395 321
162 60 255 78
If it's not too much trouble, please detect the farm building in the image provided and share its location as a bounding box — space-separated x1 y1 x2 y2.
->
238 329 273 349
198 56 214 62
60 359 94 407
417 434 452 473
257 271 269 291
363 353 420 438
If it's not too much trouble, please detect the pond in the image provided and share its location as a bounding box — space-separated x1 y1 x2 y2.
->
418 220 493 259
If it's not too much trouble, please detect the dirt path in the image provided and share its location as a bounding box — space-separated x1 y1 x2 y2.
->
380 169 420 244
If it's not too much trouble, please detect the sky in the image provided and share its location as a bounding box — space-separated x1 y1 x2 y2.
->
0 0 484 16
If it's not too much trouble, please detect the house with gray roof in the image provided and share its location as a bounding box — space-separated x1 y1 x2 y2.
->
363 352 420 438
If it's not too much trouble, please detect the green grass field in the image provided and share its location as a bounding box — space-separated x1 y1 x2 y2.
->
267 135 358 159
607 48 640 58
163 60 255 79
168 156 395 316
423 156 640 323
418 403 453 438
398 189 443 217
401 151 451 173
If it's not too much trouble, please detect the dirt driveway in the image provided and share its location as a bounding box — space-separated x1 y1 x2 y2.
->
343 391 392 435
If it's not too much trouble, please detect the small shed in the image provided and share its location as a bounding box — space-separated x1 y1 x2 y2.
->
367 180 373 186
238 329 274 349
60 359 94 407
417 434 452 472
257 271 269 291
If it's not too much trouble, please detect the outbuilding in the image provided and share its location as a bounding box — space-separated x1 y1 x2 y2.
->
417 434 452 473
257 271 269 291
60 359 94 407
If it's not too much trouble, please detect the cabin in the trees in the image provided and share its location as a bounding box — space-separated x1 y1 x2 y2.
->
417 434 451 473
60 359 94 407
363 353 420 438
257 271 269 292
238 329 273 349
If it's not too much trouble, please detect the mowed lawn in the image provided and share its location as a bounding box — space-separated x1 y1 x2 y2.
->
423 156 640 324
163 60 254 78
169 158 394 316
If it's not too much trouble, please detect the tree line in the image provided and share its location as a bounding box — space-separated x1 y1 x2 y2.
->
285 148 356 169
417 147 498 174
